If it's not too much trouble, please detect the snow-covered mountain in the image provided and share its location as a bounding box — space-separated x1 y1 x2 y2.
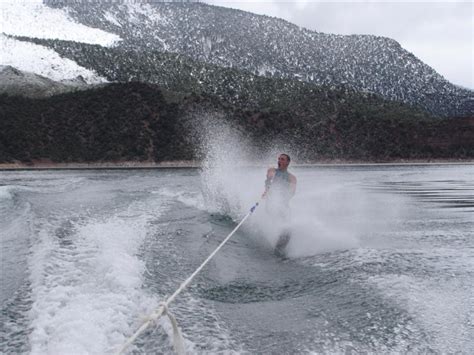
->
0 34 110 84
1 0 472 116
0 0 119 84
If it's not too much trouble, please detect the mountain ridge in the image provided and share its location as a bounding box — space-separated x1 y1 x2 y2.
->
1 0 471 116
40 0 472 117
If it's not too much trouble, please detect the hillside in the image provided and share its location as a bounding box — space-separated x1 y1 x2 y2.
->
1 83 472 164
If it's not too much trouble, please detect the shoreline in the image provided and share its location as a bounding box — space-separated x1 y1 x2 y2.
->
0 159 473 171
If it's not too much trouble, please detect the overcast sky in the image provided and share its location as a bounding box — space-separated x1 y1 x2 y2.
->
206 0 473 90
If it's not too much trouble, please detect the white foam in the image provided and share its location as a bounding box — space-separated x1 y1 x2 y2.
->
368 273 472 351
28 200 161 354
0 201 31 304
0 185 13 201
154 187 206 211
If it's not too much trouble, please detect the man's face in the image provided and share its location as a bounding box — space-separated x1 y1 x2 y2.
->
278 155 290 169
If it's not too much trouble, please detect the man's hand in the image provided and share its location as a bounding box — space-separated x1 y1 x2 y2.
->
266 167 276 179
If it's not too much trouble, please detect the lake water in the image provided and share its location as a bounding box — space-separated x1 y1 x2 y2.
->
1 164 473 353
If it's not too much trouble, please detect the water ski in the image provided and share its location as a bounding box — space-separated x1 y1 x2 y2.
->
274 230 291 258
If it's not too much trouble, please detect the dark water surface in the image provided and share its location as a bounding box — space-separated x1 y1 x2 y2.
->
1 165 473 353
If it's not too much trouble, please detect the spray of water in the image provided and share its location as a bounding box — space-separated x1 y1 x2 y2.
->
199 116 254 215
194 113 401 258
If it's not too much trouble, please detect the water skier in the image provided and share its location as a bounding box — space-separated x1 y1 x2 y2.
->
262 154 297 256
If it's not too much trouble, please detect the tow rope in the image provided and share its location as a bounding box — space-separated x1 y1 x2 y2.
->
116 199 262 354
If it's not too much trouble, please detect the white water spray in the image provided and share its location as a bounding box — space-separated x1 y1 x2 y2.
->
197 117 402 257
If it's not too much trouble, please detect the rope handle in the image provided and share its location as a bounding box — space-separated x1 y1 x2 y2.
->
160 302 186 355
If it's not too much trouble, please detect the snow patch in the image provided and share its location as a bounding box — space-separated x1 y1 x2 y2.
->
125 2 145 24
126 2 150 16
123 2 166 25
104 11 122 28
258 63 277 76
148 8 166 24
1 0 120 46
0 34 108 84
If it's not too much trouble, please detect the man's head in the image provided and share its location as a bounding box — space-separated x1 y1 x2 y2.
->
278 153 291 170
